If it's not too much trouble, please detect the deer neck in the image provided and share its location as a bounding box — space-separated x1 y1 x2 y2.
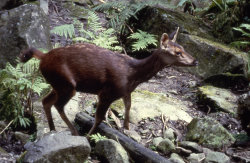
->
129 50 166 88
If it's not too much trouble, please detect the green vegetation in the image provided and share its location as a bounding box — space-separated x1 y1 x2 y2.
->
128 30 157 52
0 58 49 128
51 11 122 51
93 0 168 34
89 133 107 143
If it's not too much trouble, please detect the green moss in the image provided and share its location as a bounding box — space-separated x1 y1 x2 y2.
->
186 118 235 149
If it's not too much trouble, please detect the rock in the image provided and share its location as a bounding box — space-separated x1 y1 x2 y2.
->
124 129 141 142
186 117 235 149
177 34 248 78
24 131 91 163
169 153 185 163
163 128 175 141
0 4 52 68
187 153 206 163
238 91 250 136
14 131 30 144
0 149 16 163
178 141 203 153
95 139 129 163
40 0 48 14
152 137 164 147
111 90 193 125
198 85 238 115
157 138 176 155
203 148 230 163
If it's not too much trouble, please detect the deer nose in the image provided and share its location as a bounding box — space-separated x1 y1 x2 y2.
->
193 60 198 66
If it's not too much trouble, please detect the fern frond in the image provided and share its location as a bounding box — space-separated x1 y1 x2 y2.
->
51 24 75 39
88 11 103 32
128 30 157 51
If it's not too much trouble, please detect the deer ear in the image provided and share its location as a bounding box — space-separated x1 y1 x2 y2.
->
160 33 169 49
171 27 179 42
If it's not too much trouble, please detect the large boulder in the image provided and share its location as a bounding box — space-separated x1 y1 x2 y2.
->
95 139 129 163
186 117 235 149
24 131 91 163
198 85 238 115
0 4 51 68
110 90 193 124
177 34 248 78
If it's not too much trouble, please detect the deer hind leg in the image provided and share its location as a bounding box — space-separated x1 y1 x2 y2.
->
42 90 57 131
88 94 113 135
54 85 79 136
123 94 131 130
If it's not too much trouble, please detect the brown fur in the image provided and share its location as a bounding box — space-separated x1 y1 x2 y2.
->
19 30 198 136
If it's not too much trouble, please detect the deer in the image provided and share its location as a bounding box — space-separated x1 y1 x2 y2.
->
20 27 198 136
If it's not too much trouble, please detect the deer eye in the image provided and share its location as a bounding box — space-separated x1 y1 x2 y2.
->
176 52 182 56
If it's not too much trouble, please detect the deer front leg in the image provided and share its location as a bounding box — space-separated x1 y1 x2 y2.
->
123 94 131 130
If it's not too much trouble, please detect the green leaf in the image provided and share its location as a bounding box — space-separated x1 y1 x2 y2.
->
51 24 75 39
129 30 157 51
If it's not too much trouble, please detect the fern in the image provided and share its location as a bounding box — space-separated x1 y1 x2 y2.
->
0 59 49 128
89 133 107 143
128 30 157 51
51 10 122 51
231 23 250 49
51 24 75 39
93 0 167 34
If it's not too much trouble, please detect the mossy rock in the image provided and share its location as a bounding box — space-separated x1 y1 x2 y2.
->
110 90 192 124
198 85 238 115
186 117 235 149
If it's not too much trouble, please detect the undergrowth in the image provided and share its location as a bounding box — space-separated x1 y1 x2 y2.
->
0 57 49 128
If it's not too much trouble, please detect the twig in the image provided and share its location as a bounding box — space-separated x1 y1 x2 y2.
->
0 120 14 135
207 105 211 114
109 109 122 128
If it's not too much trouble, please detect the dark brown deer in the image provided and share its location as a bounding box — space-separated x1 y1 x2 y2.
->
20 27 198 136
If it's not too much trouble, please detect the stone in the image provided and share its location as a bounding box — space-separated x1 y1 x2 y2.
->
163 128 175 141
111 90 193 125
95 139 129 163
177 34 248 78
187 153 206 163
124 129 141 142
24 131 91 163
178 141 203 153
14 131 30 144
40 0 48 14
198 85 238 115
203 148 230 163
169 153 185 163
238 91 250 136
0 4 52 68
186 117 235 149
152 137 164 147
157 138 176 155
